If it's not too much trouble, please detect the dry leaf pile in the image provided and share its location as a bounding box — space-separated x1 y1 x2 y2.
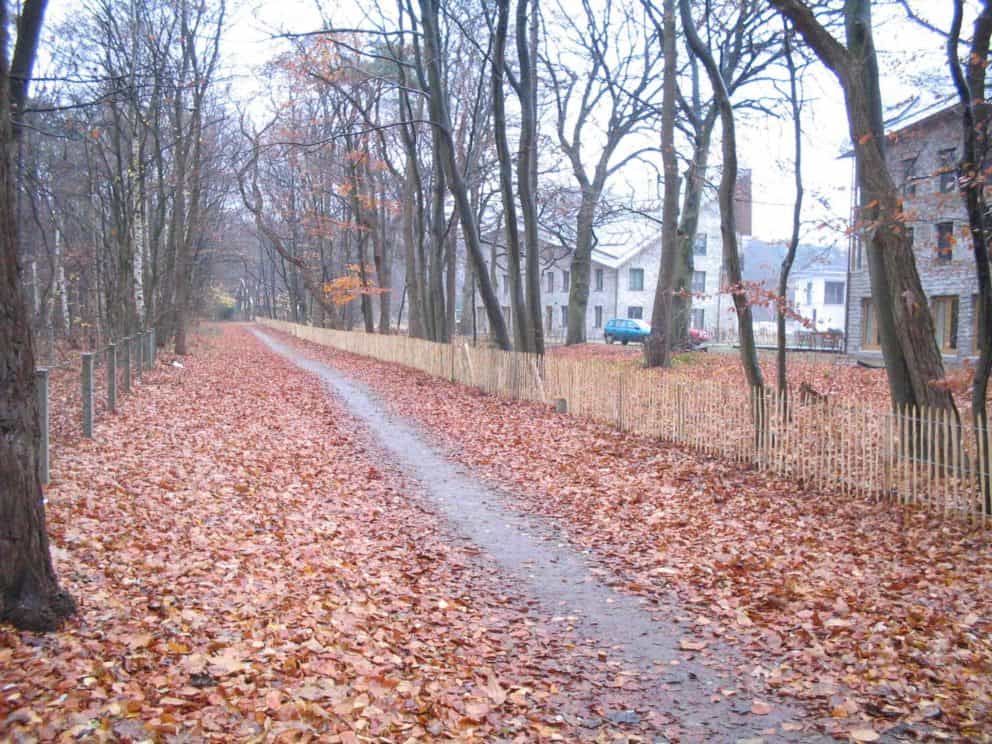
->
277 330 992 741
2 327 650 742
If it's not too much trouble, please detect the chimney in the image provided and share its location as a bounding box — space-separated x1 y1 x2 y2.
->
734 168 752 236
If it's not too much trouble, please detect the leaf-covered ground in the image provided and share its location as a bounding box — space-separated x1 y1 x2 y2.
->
4 326 677 742
273 329 992 741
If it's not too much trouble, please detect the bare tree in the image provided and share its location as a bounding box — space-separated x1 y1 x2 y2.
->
543 0 664 344
771 0 954 412
947 0 992 509
680 0 764 389
777 20 804 403
644 0 679 367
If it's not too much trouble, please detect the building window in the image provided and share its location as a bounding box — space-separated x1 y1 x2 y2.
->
824 281 845 305
906 226 914 250
546 271 554 293
545 305 552 333
805 281 813 305
693 233 707 256
594 305 603 328
902 156 917 196
692 270 706 294
595 268 604 292
936 221 954 262
691 308 705 330
938 148 957 193
560 305 568 327
562 270 570 290
932 295 959 352
629 267 644 291
862 298 880 349
627 306 643 320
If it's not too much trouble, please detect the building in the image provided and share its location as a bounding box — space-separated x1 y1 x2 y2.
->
845 105 978 359
787 247 848 333
471 170 847 345
478 216 726 342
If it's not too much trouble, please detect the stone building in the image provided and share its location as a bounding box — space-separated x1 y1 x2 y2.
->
845 105 978 359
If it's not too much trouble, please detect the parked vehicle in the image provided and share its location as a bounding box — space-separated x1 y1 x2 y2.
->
688 327 711 349
604 318 651 345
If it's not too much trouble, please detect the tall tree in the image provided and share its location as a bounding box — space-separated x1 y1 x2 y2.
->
644 0 679 367
771 0 954 412
544 0 664 344
1 0 77 631
947 0 992 509
680 0 764 389
416 0 510 349
777 21 804 403
491 0 531 351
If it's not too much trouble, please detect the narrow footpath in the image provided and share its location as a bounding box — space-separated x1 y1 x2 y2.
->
253 328 832 743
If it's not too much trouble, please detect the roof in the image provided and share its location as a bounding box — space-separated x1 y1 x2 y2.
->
591 233 656 270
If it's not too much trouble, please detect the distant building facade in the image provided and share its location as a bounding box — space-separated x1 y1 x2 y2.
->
845 105 978 359
788 254 847 334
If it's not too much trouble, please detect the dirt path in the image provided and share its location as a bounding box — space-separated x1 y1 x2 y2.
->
254 328 834 742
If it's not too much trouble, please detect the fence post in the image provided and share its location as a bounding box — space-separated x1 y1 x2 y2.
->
36 368 49 484
122 336 131 394
107 342 117 413
81 352 94 438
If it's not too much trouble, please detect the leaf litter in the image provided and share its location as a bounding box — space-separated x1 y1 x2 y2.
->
267 328 992 742
2 326 678 742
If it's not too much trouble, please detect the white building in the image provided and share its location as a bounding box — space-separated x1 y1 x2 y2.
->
788 262 847 334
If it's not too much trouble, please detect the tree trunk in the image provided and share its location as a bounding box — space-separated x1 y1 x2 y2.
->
0 0 76 632
402 150 424 338
418 0 510 350
778 23 803 403
772 0 954 412
671 109 716 349
949 0 992 511
517 0 543 354
493 0 529 352
681 0 763 390
566 189 599 345
645 0 679 368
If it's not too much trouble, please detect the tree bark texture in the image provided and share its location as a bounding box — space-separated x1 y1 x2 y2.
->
1 0 76 632
645 0 680 368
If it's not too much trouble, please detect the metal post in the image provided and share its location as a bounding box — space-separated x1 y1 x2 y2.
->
81 352 94 438
107 342 117 413
36 368 49 484
122 336 131 394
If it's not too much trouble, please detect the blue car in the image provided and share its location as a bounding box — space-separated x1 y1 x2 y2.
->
604 318 651 345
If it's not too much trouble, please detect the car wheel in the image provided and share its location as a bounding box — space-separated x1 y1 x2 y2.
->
605 335 613 344
621 338 629 346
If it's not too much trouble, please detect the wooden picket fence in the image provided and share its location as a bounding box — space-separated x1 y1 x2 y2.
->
259 318 991 522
